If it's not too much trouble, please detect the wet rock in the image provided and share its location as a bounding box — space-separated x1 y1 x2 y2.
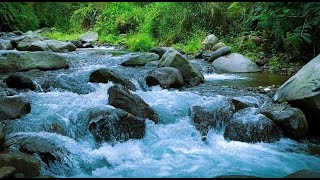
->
68 40 83 48
284 169 320 178
89 68 136 91
33 175 56 178
189 97 235 136
195 50 213 60
149 47 172 59
0 166 16 178
145 61 159 67
256 58 270 66
232 96 259 111
79 31 98 43
82 42 94 48
212 53 261 73
159 49 204 86
108 84 159 123
0 39 13 50
3 73 37 90
146 67 184 89
29 40 76 52
0 87 18 97
261 103 308 139
0 152 40 178
13 33 45 50
207 46 232 62
202 34 218 50
0 51 69 73
214 174 261 178
121 53 159 66
88 108 146 143
0 96 31 120
224 109 282 143
212 42 226 51
13 31 23 35
273 54 320 137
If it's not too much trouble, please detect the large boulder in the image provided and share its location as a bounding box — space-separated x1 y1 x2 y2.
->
28 40 76 52
0 152 40 178
273 54 320 137
189 97 235 136
202 34 218 50
88 108 146 143
212 42 226 51
108 84 159 123
79 31 98 43
207 46 232 62
158 49 204 86
0 96 31 120
146 67 184 89
121 53 159 66
3 73 37 90
212 53 261 73
0 51 69 73
261 103 308 139
89 68 136 91
0 39 13 50
149 47 172 59
224 109 282 143
12 33 46 50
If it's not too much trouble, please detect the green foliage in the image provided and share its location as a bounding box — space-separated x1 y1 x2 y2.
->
41 31 82 41
126 33 155 52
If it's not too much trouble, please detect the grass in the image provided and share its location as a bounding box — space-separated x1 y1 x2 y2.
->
41 31 82 41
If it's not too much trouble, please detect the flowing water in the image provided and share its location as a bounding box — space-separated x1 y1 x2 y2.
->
1 47 320 178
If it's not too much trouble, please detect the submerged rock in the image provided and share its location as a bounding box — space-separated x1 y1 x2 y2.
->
0 96 31 121
88 108 146 143
146 67 184 89
121 53 159 66
224 108 282 143
159 49 204 86
273 54 320 137
0 51 69 73
89 68 136 91
3 73 37 90
108 85 159 123
212 53 261 73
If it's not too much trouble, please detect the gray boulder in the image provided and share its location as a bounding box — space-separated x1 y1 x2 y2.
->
146 67 184 88
202 34 218 50
149 47 172 59
207 46 232 62
89 68 136 91
29 40 76 52
121 53 159 66
145 61 159 67
158 49 204 86
224 109 282 143
0 96 31 120
0 51 69 73
261 103 308 139
212 53 261 73
0 39 13 50
273 54 320 137
108 84 159 123
232 96 259 111
79 31 98 43
212 42 226 51
88 108 146 143
0 87 18 97
3 73 37 90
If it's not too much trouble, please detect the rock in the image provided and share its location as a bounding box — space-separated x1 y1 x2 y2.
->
0 152 40 178
33 175 56 178
273 54 320 137
0 132 5 149
88 108 146 143
214 175 261 178
121 53 159 66
69 40 83 48
0 87 18 97
144 61 159 67
0 39 13 50
207 46 232 62
13 33 45 50
13 31 23 35
212 42 226 51
79 31 98 43
231 96 259 111
202 34 218 50
149 47 172 59
0 96 31 120
14 173 24 178
261 104 308 139
189 97 235 136
89 68 136 91
0 166 16 178
146 67 184 88
29 40 76 52
255 58 269 66
224 109 282 143
284 169 320 178
158 49 204 86
3 73 37 90
0 51 69 73
195 50 213 60
212 53 261 73
82 42 94 48
108 84 159 123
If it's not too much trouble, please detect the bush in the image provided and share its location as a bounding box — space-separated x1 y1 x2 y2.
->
126 33 155 52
